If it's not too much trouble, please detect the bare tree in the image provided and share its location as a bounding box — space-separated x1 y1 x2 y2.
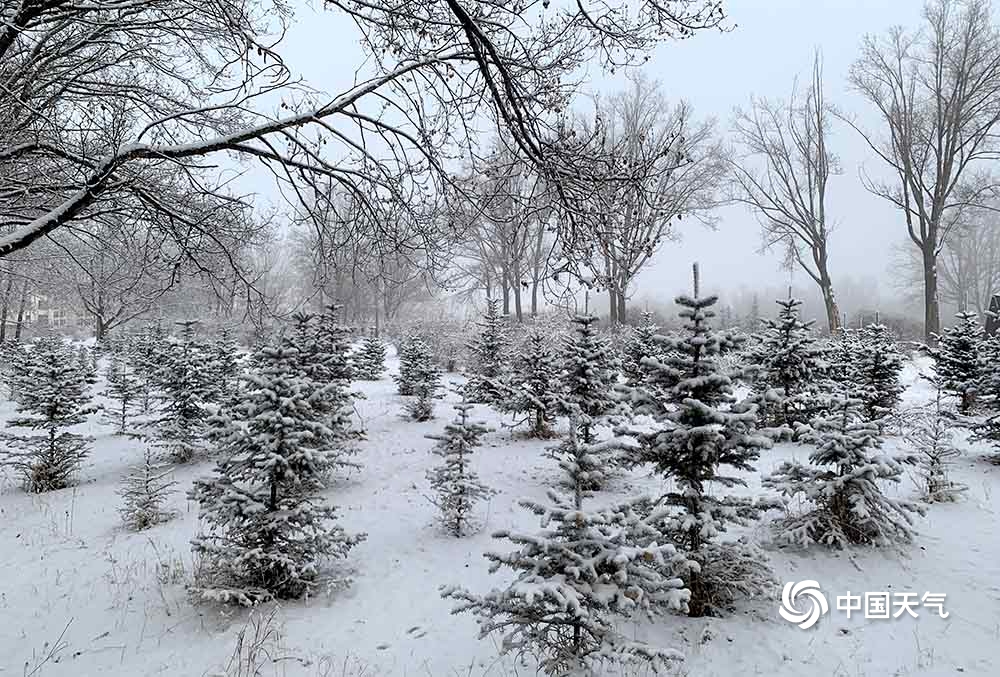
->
846 0 1000 341
731 52 842 333
0 0 726 291
556 75 725 325
891 205 1000 318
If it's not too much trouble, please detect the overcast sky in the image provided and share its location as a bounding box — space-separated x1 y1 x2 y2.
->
265 0 930 305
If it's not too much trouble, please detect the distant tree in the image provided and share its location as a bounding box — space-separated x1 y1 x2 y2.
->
621 311 665 386
464 299 510 404
731 53 842 332
847 0 1000 341
354 335 387 381
151 321 214 463
102 351 143 436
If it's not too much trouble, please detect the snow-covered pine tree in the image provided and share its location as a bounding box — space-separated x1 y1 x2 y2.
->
283 311 360 446
118 446 178 530
404 338 441 421
933 311 982 413
425 402 494 536
127 322 167 414
315 303 355 384
394 335 419 395
206 325 241 405
190 345 365 605
442 407 689 676
748 298 827 434
906 374 966 503
502 328 561 437
621 311 664 385
101 350 142 435
76 344 98 387
763 395 922 548
4 337 95 492
464 298 510 404
555 312 623 488
825 327 861 393
150 321 214 463
852 323 905 425
623 265 775 616
975 332 1000 412
557 313 620 424
353 333 387 380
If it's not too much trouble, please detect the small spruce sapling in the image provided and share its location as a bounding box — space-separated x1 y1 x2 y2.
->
852 323 905 425
763 395 923 548
118 447 178 530
150 321 214 462
404 338 442 421
906 374 967 503
442 408 689 675
425 402 495 536
464 299 510 404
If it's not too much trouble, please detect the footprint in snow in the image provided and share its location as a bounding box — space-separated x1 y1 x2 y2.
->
406 625 428 639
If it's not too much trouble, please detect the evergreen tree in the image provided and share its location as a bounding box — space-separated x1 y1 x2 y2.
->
127 322 168 414
932 311 982 413
403 338 441 421
556 313 623 489
425 403 494 536
557 313 620 425
624 267 775 616
101 351 142 435
907 375 966 503
76 344 98 386
502 329 561 437
442 410 689 676
748 298 827 433
151 321 214 462
763 395 922 548
118 447 178 530
394 335 421 396
825 327 862 393
464 299 510 404
190 345 365 605
354 334 387 380
975 332 1000 412
4 337 95 492
621 311 664 386
206 325 241 405
852 323 905 424
284 312 359 445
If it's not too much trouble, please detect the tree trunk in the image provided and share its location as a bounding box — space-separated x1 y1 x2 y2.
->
616 288 626 326
607 287 617 324
530 279 539 317
14 279 28 341
512 279 523 322
923 246 941 342
820 281 841 334
0 270 12 342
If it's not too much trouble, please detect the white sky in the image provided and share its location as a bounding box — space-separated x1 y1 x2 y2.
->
258 0 929 305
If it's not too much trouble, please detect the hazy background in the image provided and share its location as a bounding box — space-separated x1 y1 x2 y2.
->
252 0 930 315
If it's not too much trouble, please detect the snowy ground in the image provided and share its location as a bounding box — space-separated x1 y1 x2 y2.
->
2 355 999 676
